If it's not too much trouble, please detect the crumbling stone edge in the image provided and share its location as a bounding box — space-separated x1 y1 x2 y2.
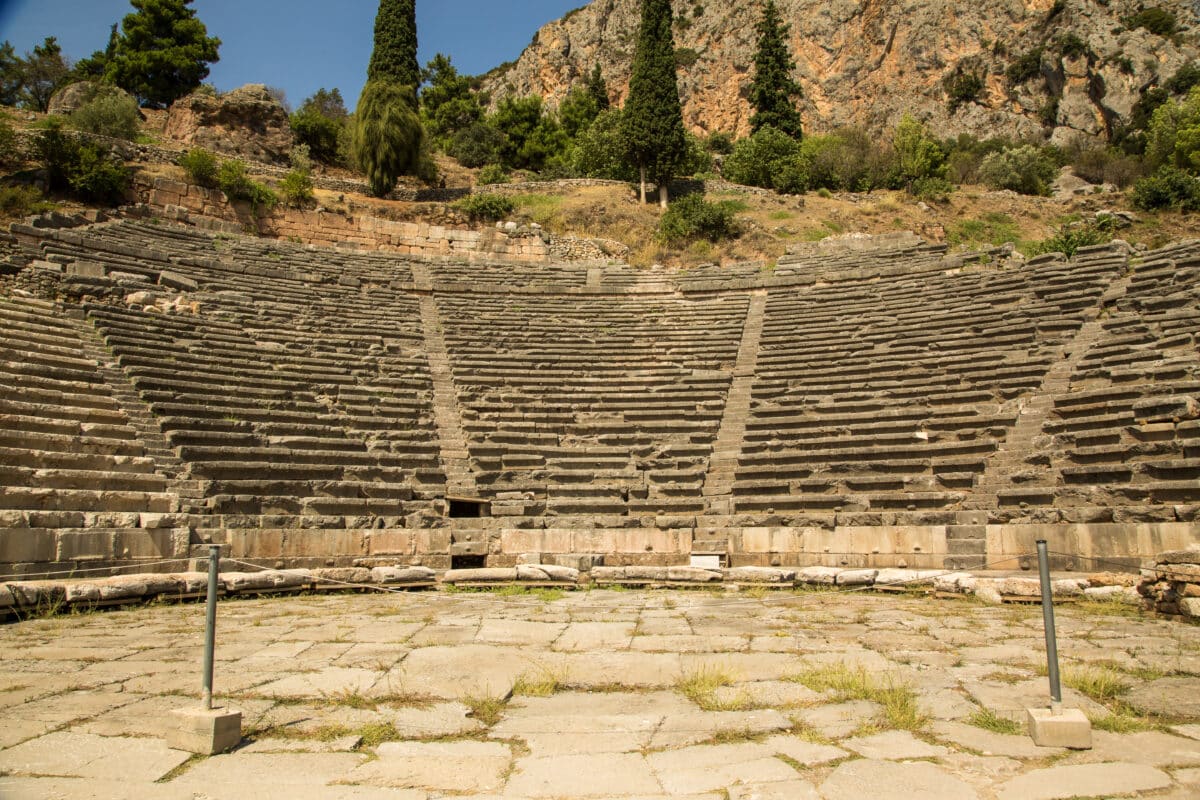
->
0 563 1158 618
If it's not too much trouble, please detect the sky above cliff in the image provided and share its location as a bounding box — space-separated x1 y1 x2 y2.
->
0 0 582 109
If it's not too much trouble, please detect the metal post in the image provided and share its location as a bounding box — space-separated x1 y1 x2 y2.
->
1036 540 1062 712
201 545 220 711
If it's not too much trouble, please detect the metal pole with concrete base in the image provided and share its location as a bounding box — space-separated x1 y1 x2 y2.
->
1026 540 1092 749
167 545 242 755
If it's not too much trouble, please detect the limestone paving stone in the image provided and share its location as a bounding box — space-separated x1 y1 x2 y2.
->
391 700 486 739
819 759 980 800
241 734 363 753
1126 677 1200 718
795 699 881 739
395 644 560 699
0 731 192 782
552 621 636 651
348 740 511 793
930 719 1060 759
714 679 822 709
1071 730 1200 768
727 780 821 800
503 753 663 797
475 619 567 647
647 742 801 794
842 729 950 759
168 752 369 791
995 762 1173 800
647 708 793 749
251 666 385 699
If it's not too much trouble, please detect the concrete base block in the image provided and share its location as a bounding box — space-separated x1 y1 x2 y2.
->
167 706 242 755
1027 706 1092 749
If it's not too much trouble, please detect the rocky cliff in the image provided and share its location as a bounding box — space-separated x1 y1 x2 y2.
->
481 0 1199 144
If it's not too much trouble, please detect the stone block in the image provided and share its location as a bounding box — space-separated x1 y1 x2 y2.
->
367 530 415 556
370 566 436 584
0 529 56 563
1027 707 1092 749
501 529 572 553
798 566 841 585
55 529 114 561
167 706 242 755
415 529 451 553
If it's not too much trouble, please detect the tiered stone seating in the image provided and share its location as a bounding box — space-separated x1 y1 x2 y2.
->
61 226 445 528
0 295 182 574
1016 241 1200 522
436 293 749 519
730 246 1127 520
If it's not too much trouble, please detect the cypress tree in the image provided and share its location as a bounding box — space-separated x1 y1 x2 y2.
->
622 0 687 207
367 0 420 102
586 63 610 112
749 0 803 139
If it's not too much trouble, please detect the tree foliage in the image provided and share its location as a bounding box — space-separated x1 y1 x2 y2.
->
622 0 688 205
353 80 424 197
291 88 348 165
16 37 71 113
71 24 120 82
492 95 568 172
107 0 221 108
749 0 803 138
67 86 142 140
586 63 610 112
420 54 483 147
558 86 601 139
368 0 419 101
1145 87 1200 174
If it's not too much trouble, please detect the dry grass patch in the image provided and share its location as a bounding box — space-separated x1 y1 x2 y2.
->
512 666 569 698
966 707 1024 736
786 662 927 732
675 663 740 711
461 692 508 727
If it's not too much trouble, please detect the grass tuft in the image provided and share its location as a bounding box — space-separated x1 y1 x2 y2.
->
512 666 570 698
786 662 927 732
967 707 1024 736
675 663 737 710
462 691 508 727
1061 665 1130 705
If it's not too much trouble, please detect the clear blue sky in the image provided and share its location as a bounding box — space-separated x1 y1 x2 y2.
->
0 0 584 109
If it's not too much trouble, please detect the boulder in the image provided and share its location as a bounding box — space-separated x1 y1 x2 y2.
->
164 84 293 165
48 82 138 117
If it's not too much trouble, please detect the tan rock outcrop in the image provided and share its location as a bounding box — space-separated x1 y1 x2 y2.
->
164 84 293 164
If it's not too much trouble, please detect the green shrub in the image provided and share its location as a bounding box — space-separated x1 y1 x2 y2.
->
978 145 1058 195
722 126 802 191
1026 220 1114 258
476 163 509 185
571 109 636 181
1056 33 1090 60
658 193 740 245
0 114 18 166
801 128 894 192
891 114 946 190
179 148 218 187
217 159 277 214
0 185 54 217
68 143 130 205
279 169 314 208
1126 8 1177 37
36 118 78 192
454 192 516 221
67 88 141 140
448 121 504 168
911 176 955 202
705 132 734 155
1166 62 1200 96
1071 146 1144 188
1006 48 1044 85
1131 166 1200 211
945 68 984 112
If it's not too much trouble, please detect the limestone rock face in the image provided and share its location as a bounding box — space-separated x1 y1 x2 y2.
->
481 0 1199 142
48 82 138 117
164 84 292 164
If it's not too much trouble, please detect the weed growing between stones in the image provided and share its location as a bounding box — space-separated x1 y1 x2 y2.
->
356 722 401 749
512 666 569 697
675 663 737 710
1060 664 1130 705
461 692 507 726
1090 712 1159 733
786 661 927 732
966 707 1024 736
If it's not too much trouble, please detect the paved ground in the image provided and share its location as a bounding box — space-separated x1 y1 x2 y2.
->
2 587 1200 799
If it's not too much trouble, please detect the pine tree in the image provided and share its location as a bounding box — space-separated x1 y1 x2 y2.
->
749 0 803 139
622 0 687 207
586 63 610 112
107 0 221 108
367 0 419 103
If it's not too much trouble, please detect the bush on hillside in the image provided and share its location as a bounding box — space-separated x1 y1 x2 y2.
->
0 114 17 166
1126 8 1177 37
217 159 276 214
658 193 740 245
448 121 504 169
722 126 801 191
279 169 315 208
68 142 131 205
978 145 1058 195
67 87 141 140
179 147 218 187
1131 166 1200 211
453 192 515 221
476 163 509 185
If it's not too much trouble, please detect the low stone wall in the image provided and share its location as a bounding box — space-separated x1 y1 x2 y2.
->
1139 550 1200 617
138 177 550 262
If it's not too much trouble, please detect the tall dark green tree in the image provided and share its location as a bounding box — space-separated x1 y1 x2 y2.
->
586 63 610 112
107 0 221 108
353 81 424 196
622 0 688 207
419 53 483 148
748 0 803 139
368 0 419 104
